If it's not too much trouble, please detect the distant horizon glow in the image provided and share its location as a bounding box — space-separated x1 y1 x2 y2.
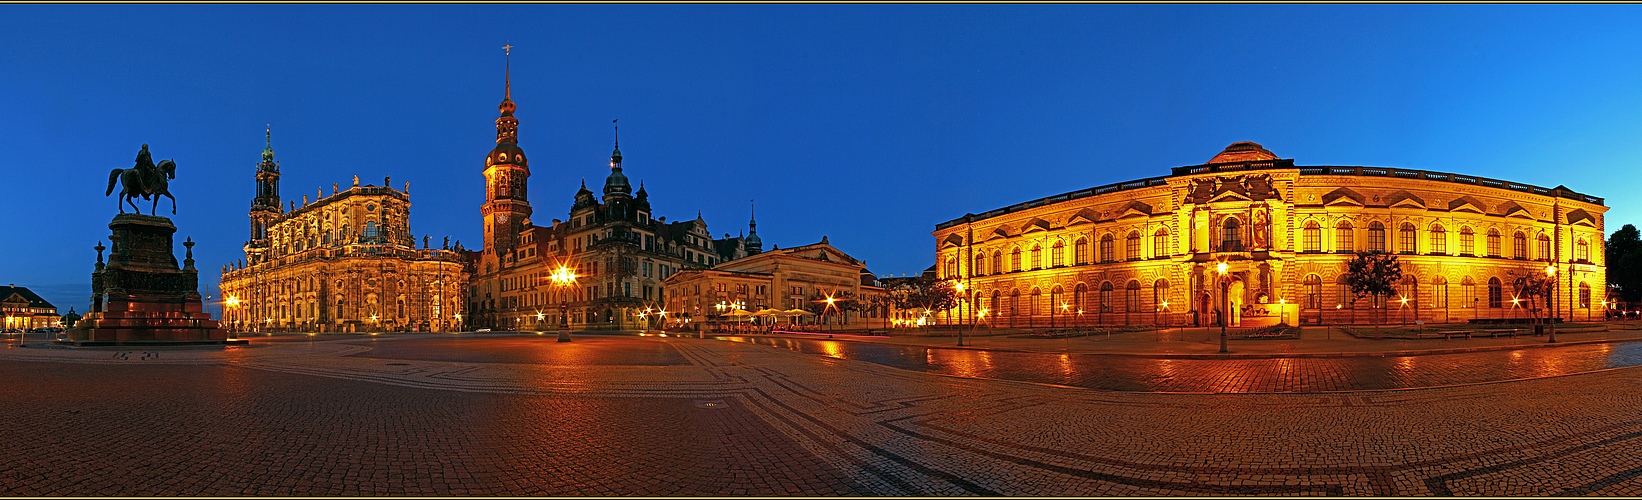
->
3 4 1642 313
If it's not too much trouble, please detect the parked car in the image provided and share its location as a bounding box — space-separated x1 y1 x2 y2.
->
475 328 492 333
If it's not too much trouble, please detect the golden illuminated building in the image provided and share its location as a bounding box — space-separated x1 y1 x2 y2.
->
932 142 1607 327
0 285 59 330
662 237 882 327
218 129 467 333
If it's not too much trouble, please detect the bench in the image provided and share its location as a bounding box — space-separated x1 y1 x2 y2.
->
1481 329 1518 338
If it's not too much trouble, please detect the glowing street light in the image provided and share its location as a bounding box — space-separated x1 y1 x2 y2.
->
1546 264 1559 343
1215 261 1230 353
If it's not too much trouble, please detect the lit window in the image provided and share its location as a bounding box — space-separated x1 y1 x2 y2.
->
1126 232 1141 261
1304 222 1321 253
1513 232 1527 259
1487 229 1501 257
1430 225 1448 254
1367 222 1385 253
1221 218 1241 252
1153 229 1169 258
1335 221 1354 253
1459 226 1475 256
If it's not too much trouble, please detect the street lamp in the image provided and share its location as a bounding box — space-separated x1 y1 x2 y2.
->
1399 296 1409 325
1546 264 1558 343
550 265 577 342
1216 261 1230 354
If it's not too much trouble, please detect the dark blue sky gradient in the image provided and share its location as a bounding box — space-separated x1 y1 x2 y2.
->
4 5 1642 312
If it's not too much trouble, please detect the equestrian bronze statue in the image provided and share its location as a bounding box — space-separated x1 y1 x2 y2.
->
106 144 178 215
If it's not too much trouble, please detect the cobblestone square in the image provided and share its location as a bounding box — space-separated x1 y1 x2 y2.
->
4 333 1642 495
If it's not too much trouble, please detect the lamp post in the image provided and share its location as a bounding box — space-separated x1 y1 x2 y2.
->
954 281 967 347
1216 262 1229 354
1546 264 1558 343
550 265 577 342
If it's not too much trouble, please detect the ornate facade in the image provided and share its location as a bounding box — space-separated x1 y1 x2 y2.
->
662 238 879 328
932 142 1608 327
219 129 467 333
0 285 59 330
468 56 749 331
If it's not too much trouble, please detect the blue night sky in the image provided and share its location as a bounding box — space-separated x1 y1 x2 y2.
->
3 4 1642 313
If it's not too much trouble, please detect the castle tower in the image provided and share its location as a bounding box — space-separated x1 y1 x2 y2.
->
482 45 533 256
746 199 762 254
249 126 281 243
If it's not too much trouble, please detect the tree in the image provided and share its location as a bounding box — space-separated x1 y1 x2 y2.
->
1608 224 1642 303
1342 251 1403 326
909 276 959 322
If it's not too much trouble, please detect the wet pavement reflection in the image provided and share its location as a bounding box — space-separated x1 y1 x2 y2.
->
720 336 1642 393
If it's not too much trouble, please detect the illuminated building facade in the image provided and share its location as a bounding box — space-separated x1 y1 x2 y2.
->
933 142 1608 327
219 130 467 333
662 237 880 327
468 55 744 331
0 285 59 330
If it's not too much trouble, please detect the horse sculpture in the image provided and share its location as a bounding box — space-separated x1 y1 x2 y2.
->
107 158 177 215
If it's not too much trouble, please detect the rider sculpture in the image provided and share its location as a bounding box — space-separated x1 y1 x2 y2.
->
106 144 178 215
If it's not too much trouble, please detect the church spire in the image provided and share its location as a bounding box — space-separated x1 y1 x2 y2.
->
745 198 763 254
495 44 518 144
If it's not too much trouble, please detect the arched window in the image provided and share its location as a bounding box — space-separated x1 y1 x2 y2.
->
1153 279 1169 311
992 250 1003 274
1009 289 1020 317
1513 231 1527 259
1433 276 1449 309
1074 283 1089 313
1487 229 1501 257
1368 222 1386 253
1125 280 1142 313
1028 288 1041 317
1461 276 1475 309
1399 223 1417 254
1099 234 1114 263
1153 228 1170 258
1010 247 1022 272
974 254 987 276
1336 221 1355 253
1336 275 1354 309
1304 221 1321 253
1050 285 1064 314
990 290 1000 317
1222 218 1242 252
1580 282 1592 309
1099 282 1114 313
1459 226 1475 256
1430 224 1448 254
1126 231 1141 261
1074 238 1089 265
1030 244 1043 270
1487 277 1503 308
1538 234 1552 261
1578 238 1591 262
1304 274 1322 310
1051 240 1065 267
945 257 958 278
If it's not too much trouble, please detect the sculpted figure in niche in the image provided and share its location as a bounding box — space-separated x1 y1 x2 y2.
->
1251 206 1270 250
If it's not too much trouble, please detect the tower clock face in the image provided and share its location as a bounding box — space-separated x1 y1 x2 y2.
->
498 214 509 224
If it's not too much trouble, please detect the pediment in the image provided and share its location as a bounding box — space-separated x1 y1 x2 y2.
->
1020 218 1053 234
1116 201 1153 219
1448 196 1486 214
1209 189 1251 203
1322 188 1365 207
1067 208 1101 225
1385 190 1425 210
985 227 1011 241
940 233 965 249
1567 208 1597 227
1496 201 1535 220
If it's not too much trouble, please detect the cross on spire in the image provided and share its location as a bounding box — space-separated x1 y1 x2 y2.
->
502 43 513 100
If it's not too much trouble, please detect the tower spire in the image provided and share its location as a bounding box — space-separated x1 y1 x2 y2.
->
502 43 512 101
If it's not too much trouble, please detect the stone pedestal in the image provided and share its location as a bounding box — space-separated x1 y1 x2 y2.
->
64 214 244 346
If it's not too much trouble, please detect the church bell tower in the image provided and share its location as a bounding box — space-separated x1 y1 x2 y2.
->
482 45 533 258
249 126 281 243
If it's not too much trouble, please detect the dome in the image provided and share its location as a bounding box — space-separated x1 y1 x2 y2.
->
1207 141 1278 164
488 142 526 166
498 97 516 116
603 167 631 197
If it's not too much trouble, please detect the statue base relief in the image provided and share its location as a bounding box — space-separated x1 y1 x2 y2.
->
62 214 245 346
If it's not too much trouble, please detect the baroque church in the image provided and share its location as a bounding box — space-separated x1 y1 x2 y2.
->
466 52 760 331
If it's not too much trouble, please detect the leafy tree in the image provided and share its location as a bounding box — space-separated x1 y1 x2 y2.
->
1608 224 1642 303
1343 251 1403 325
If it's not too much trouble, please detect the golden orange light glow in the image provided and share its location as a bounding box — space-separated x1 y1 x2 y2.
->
551 265 578 285
225 295 240 308
1216 261 1228 275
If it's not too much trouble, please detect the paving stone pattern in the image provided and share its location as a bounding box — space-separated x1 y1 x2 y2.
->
3 335 1642 495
